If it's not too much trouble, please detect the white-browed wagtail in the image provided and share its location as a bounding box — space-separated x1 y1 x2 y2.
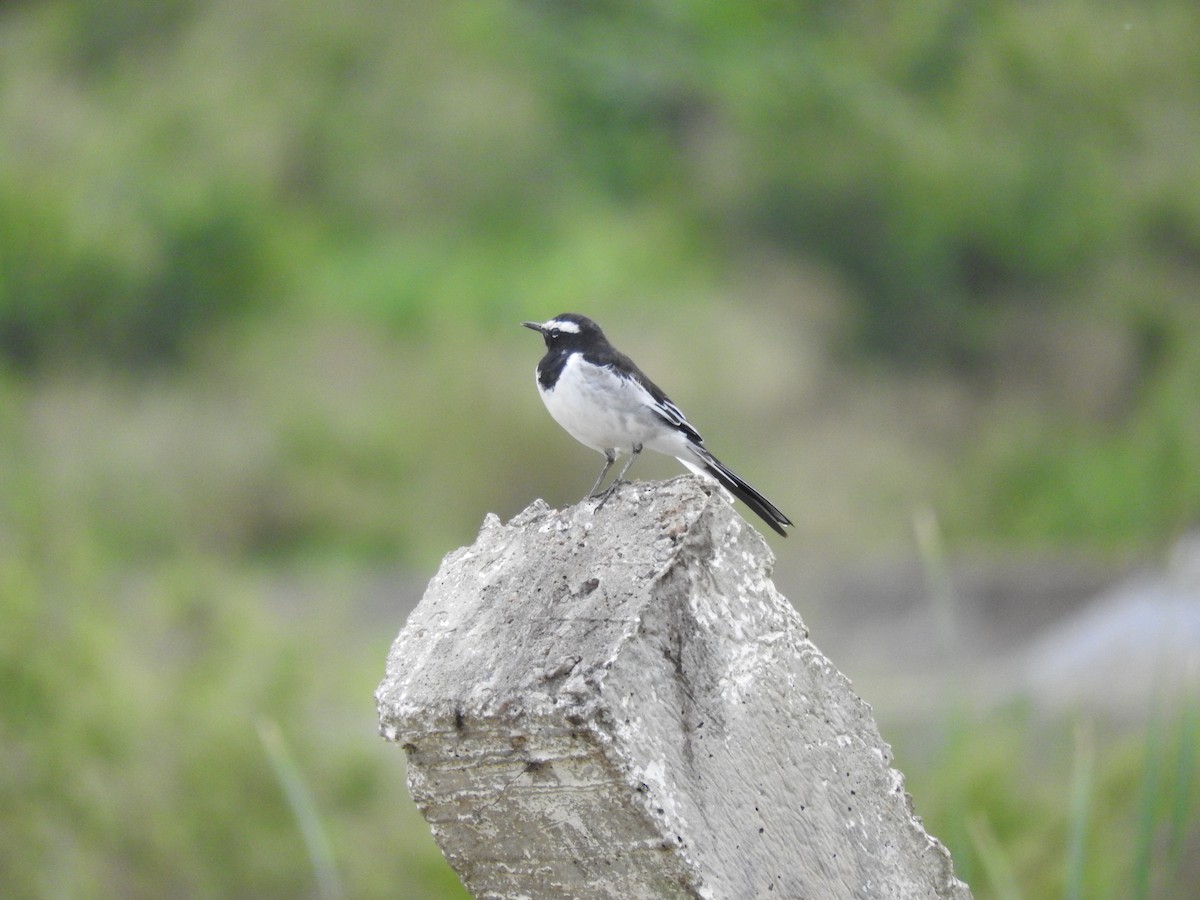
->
522 313 792 537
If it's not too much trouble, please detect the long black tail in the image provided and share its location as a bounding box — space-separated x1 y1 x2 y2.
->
684 447 792 538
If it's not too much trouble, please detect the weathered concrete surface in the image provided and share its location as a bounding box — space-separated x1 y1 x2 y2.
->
376 477 971 899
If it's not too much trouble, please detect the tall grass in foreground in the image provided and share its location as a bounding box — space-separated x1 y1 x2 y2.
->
1131 679 1200 899
259 719 345 900
1065 721 1095 900
894 696 1199 900
903 508 1199 900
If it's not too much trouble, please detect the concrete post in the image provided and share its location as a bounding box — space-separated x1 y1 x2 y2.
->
376 477 972 899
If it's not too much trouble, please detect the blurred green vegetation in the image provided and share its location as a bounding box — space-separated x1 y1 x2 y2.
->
894 701 1200 900
2 0 1199 896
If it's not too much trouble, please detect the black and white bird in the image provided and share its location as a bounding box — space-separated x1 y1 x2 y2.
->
522 313 792 537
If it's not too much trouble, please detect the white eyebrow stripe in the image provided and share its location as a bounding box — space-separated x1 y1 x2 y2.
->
545 318 581 333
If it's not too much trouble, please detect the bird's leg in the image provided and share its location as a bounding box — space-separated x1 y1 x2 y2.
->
594 444 642 509
611 443 642 487
586 450 617 499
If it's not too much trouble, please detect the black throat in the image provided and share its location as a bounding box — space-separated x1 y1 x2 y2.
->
536 348 571 391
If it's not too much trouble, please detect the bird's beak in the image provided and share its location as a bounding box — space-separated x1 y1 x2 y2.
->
522 321 545 334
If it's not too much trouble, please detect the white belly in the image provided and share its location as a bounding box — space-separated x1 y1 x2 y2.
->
538 354 667 455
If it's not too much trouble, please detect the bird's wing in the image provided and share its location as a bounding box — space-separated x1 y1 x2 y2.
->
587 343 706 445
617 360 704 445
650 393 701 441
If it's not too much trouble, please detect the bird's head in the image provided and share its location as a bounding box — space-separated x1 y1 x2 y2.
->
521 313 605 350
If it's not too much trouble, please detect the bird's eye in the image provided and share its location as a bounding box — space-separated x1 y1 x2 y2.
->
549 329 560 338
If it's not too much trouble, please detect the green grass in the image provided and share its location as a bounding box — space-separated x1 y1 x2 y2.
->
890 702 1200 900
0 545 469 898
1065 722 1095 900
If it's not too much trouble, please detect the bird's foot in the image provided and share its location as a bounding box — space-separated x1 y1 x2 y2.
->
591 479 626 510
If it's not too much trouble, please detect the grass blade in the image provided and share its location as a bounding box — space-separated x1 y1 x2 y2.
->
966 812 1022 900
1065 719 1095 900
258 718 345 900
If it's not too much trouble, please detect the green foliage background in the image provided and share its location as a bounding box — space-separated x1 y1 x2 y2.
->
1 0 1198 897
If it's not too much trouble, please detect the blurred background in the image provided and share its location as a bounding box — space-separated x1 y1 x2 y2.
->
2 0 1198 897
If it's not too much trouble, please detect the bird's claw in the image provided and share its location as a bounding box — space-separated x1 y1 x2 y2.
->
591 480 625 510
